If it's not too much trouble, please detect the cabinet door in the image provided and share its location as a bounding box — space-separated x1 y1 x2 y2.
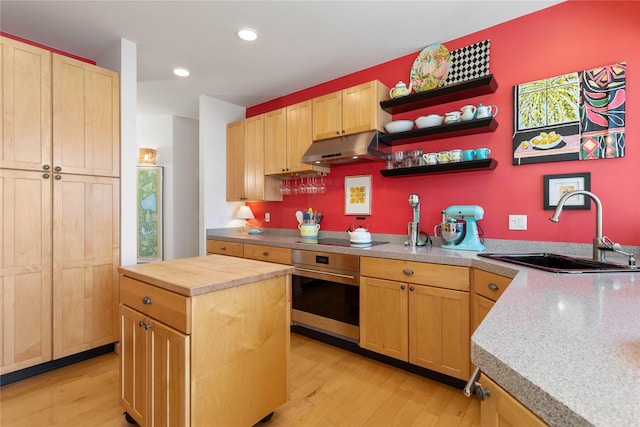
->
0 37 52 171
0 169 52 374
226 120 246 201
286 100 313 173
409 285 470 380
359 276 408 361
245 114 266 201
480 374 547 427
473 293 495 332
312 90 342 141
264 108 287 175
119 304 147 426
148 317 190 427
342 81 376 136
52 174 120 358
52 54 120 177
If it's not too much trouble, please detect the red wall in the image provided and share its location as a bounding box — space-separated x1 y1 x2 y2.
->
247 1 640 246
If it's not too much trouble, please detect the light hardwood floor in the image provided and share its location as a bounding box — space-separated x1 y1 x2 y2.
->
0 333 480 426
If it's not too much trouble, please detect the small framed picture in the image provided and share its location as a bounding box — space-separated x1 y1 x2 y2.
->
345 175 371 215
543 172 591 210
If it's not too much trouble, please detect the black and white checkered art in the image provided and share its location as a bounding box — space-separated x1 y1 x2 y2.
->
444 40 491 85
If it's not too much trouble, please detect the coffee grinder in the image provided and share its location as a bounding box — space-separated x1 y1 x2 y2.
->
405 193 430 247
439 205 485 251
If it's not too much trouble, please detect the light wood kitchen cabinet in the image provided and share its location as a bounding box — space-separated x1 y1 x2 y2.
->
472 269 512 332
360 257 470 380
312 80 391 141
243 243 291 265
119 278 190 427
1 36 121 374
264 101 329 175
479 373 548 427
52 174 120 358
119 256 291 426
1 37 52 172
52 54 120 177
0 169 52 374
206 239 244 257
226 116 281 201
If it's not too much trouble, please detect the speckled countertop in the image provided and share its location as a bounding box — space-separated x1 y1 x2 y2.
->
208 228 640 426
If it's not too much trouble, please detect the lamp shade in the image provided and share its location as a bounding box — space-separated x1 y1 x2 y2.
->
139 148 157 165
235 205 255 220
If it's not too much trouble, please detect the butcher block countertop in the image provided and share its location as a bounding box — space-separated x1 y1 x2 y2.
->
118 254 294 297
208 228 640 427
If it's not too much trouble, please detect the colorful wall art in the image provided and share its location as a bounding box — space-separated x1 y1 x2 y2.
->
137 166 163 263
512 62 626 165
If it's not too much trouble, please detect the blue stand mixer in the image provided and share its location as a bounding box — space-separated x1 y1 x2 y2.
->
439 205 485 251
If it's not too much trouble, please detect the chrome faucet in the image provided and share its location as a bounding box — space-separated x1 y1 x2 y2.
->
549 190 610 262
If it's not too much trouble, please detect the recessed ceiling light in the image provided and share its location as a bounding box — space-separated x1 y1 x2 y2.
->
173 67 190 77
237 28 258 41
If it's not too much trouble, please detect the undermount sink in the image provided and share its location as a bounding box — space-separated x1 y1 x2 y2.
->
479 253 639 274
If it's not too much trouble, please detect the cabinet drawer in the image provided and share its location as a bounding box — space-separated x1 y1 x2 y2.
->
360 257 469 291
207 239 244 257
243 244 291 265
120 276 191 334
473 269 512 302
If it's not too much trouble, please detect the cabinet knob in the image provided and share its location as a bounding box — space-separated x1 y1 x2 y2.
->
43 173 50 179
262 251 269 256
488 282 499 291
400 285 405 290
220 246 226 250
54 166 62 172
474 383 491 401
42 164 50 170
54 175 62 180
335 131 340 135
409 286 415 292
142 296 153 305
402 269 414 275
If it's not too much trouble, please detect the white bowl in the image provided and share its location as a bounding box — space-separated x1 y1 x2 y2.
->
384 120 414 133
415 114 444 128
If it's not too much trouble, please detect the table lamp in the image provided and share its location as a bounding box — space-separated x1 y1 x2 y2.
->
235 205 262 234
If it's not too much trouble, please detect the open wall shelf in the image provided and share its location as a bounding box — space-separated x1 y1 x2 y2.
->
380 158 498 177
379 117 497 146
379 74 498 114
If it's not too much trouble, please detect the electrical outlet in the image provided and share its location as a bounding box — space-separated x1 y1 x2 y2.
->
509 215 527 230
265 212 271 223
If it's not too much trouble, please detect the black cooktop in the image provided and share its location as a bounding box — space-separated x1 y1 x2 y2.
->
298 238 388 247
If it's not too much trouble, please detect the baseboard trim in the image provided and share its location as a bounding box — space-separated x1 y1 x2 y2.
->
291 325 466 390
1 343 116 386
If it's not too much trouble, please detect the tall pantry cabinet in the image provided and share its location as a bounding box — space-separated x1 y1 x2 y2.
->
1 36 120 374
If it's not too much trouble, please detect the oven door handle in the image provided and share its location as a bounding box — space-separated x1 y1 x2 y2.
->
294 267 357 281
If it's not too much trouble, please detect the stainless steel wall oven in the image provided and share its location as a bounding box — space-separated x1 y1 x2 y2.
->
291 249 360 342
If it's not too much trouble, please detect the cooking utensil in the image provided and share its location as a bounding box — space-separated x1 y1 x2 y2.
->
295 210 303 224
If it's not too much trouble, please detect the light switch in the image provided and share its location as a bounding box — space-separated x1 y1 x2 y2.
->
509 215 527 230
265 212 271 223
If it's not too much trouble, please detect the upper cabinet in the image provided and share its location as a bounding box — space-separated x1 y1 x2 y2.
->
0 37 120 177
312 80 391 141
53 54 120 177
265 101 329 176
1 37 52 171
226 116 282 202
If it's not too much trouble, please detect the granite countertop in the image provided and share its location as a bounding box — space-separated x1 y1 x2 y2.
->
119 254 294 296
208 229 640 426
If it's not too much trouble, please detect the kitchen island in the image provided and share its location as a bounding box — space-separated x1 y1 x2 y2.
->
118 255 294 427
208 229 640 426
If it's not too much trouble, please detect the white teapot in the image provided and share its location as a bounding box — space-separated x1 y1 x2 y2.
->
390 81 412 98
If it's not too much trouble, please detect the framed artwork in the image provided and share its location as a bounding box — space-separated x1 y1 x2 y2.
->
137 166 163 263
513 62 626 165
344 175 371 215
543 172 591 210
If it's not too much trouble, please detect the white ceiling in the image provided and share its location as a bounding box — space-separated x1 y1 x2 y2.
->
1 1 563 120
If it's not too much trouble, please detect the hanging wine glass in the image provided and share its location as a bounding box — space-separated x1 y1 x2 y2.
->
298 176 307 195
319 173 326 194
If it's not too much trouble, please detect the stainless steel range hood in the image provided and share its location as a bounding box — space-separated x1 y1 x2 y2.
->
301 131 391 165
